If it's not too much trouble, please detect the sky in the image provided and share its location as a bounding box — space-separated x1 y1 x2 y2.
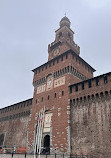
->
0 0 111 108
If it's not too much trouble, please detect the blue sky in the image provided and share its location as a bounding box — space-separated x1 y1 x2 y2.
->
0 0 111 108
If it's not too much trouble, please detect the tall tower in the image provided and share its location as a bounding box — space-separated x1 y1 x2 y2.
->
28 16 95 154
48 16 80 61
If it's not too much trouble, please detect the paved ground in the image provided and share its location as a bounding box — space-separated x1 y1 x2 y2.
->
0 154 66 158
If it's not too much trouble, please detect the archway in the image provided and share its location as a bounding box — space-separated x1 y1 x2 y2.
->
43 135 50 153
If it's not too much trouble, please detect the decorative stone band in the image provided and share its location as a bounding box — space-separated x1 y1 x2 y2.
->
0 110 30 122
37 76 65 94
33 65 87 88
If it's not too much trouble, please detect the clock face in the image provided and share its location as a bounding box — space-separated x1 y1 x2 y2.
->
52 47 60 57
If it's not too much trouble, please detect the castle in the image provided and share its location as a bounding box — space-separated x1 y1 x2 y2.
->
0 16 111 158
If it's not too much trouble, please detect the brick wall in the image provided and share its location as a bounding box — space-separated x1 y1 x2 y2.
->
28 48 93 153
70 72 111 158
70 93 111 158
0 116 29 148
0 98 32 148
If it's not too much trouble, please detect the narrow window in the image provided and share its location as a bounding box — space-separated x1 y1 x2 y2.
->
75 85 78 92
62 91 64 96
96 78 99 86
48 95 50 100
82 83 84 90
55 93 56 98
59 32 62 38
88 80 92 88
41 97 43 102
67 66 69 72
104 75 108 84
68 32 71 38
36 99 37 104
61 56 63 61
70 87 72 93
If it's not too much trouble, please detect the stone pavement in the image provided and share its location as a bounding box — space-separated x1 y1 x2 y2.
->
0 154 66 158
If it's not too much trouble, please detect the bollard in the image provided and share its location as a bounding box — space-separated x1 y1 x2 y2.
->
46 154 47 158
25 153 27 158
55 153 56 158
63 153 64 158
12 153 13 158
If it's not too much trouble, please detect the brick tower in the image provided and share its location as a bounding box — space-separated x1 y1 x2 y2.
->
28 16 95 154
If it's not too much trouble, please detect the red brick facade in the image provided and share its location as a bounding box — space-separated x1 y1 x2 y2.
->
28 16 95 154
0 16 111 158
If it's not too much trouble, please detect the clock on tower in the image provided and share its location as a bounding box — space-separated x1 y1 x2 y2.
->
52 47 60 57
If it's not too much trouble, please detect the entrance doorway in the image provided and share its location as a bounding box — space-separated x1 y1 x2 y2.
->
43 135 50 153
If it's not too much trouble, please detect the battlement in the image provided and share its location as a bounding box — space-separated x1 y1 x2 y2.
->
70 72 111 101
0 98 32 120
66 40 80 54
48 41 61 52
32 49 95 75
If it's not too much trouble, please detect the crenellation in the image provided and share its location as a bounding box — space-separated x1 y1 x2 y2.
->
0 110 30 122
33 50 95 79
33 65 88 88
0 98 32 119
70 72 111 98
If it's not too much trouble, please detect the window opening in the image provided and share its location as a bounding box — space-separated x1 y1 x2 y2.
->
96 78 99 86
88 80 92 88
62 91 64 96
104 75 108 84
41 97 43 102
82 83 84 90
70 87 72 93
75 85 78 92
